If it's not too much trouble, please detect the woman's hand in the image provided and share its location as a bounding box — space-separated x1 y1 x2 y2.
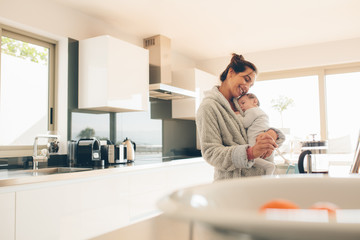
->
252 132 278 159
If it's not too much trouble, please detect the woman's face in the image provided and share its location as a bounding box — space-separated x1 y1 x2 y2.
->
227 67 256 98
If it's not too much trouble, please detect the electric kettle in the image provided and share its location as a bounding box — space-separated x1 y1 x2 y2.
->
123 138 136 162
298 136 328 174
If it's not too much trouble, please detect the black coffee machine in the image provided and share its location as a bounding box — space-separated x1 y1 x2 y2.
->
76 138 102 167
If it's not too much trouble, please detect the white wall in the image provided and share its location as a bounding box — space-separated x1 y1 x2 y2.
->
172 51 196 71
196 38 360 76
0 0 142 45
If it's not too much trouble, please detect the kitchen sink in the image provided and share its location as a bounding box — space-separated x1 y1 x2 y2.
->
0 167 94 186
7 167 92 177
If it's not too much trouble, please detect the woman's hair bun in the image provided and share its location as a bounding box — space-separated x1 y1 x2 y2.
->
219 53 258 81
230 54 246 66
232 53 245 61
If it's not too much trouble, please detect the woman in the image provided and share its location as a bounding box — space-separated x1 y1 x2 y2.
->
196 53 285 180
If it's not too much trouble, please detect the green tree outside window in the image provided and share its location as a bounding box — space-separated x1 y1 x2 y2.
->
1 36 48 65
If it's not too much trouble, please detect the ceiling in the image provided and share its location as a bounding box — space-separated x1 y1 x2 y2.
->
51 0 360 61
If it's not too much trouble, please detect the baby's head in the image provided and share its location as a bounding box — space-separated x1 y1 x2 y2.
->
238 93 260 112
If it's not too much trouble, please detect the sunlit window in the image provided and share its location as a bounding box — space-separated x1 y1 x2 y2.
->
326 72 360 153
251 75 321 139
0 32 54 146
254 69 360 162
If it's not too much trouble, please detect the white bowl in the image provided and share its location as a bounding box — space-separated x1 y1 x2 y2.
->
158 175 360 240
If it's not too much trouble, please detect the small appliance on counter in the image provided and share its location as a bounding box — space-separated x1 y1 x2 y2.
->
115 144 127 164
100 139 115 165
298 134 328 174
76 138 102 167
122 138 136 162
100 139 127 165
99 139 132 164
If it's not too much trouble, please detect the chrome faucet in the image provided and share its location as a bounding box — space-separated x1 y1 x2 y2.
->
33 134 59 170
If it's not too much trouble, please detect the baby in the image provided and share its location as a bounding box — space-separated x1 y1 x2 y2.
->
237 93 276 175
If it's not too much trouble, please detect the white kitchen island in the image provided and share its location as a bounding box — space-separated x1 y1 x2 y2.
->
0 157 214 240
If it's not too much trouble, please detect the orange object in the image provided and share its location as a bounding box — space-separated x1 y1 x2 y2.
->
310 201 339 215
259 199 299 212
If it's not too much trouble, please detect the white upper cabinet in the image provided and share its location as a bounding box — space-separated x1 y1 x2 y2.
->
79 35 149 112
171 68 218 120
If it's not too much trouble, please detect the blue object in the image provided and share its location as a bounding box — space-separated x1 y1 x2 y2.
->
286 164 299 174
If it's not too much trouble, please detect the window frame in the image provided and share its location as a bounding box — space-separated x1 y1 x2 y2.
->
0 24 57 157
257 62 360 141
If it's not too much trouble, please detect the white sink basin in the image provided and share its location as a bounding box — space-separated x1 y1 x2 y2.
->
158 175 360 240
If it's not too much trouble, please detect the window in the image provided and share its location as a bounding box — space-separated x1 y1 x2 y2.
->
251 75 320 139
326 71 360 153
116 107 162 158
258 64 360 163
0 27 55 153
71 113 110 140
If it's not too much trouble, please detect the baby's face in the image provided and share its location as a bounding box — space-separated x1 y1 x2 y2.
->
238 96 257 112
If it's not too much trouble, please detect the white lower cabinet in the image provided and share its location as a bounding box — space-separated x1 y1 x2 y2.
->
0 192 15 240
11 159 213 240
16 174 130 240
128 161 214 223
168 162 214 189
128 168 169 222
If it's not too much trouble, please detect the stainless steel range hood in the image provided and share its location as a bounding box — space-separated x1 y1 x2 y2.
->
149 83 196 100
144 35 196 100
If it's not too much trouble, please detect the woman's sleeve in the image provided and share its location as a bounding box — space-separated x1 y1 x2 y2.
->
196 104 254 171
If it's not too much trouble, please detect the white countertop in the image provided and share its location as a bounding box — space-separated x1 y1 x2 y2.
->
0 157 204 188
